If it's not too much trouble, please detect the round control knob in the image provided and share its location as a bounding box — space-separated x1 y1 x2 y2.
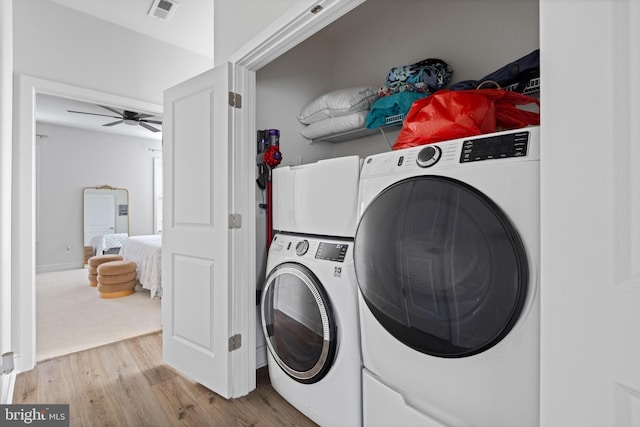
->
416 145 442 168
295 240 309 256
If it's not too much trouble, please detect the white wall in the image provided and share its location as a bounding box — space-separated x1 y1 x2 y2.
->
0 0 13 404
35 122 160 272
13 0 213 105
213 0 299 67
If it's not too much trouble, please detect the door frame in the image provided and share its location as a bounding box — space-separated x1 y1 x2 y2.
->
13 75 161 372
229 0 366 70
0 0 13 404
223 0 367 395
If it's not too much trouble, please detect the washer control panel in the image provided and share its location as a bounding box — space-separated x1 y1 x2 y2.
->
315 242 349 262
272 234 351 263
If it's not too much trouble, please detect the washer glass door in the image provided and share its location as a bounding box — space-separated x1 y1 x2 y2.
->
261 262 336 383
355 176 529 358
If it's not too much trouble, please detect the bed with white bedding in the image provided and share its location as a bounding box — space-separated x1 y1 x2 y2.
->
119 235 162 299
90 232 129 255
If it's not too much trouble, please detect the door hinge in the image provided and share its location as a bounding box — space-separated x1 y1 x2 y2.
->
228 213 242 229
0 352 15 375
228 334 242 352
228 92 242 109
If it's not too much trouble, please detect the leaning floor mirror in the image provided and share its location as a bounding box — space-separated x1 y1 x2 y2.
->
83 185 129 263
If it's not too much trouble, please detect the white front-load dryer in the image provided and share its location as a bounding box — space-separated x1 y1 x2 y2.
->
261 233 362 427
354 127 540 427
272 155 361 238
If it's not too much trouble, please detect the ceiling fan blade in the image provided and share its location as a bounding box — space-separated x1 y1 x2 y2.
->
135 113 155 119
99 105 125 116
103 120 124 127
140 119 163 125
67 110 121 119
139 122 161 132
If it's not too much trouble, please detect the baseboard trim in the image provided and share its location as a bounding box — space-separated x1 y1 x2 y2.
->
36 262 83 273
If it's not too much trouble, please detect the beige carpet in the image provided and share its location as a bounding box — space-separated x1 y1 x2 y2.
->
36 268 161 362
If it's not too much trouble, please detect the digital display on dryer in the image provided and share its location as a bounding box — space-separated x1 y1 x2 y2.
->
316 243 348 262
460 131 529 163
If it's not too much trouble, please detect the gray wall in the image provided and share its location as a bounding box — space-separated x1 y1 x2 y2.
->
35 122 161 272
257 0 540 165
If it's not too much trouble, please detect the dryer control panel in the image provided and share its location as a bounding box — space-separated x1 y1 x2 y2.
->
360 127 539 182
460 130 529 163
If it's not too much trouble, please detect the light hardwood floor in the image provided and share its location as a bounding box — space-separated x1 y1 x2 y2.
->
13 332 317 427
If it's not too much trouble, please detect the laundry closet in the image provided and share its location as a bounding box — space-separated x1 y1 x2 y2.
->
161 0 541 403
254 0 540 277
158 0 639 422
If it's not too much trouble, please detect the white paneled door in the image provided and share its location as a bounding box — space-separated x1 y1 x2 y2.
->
162 63 249 399
540 0 640 426
83 193 115 246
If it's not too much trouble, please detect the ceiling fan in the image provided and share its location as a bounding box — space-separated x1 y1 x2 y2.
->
67 105 162 133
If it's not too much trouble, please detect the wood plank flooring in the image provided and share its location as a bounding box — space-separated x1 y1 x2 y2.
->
13 332 317 427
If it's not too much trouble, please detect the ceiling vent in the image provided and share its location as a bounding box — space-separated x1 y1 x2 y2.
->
148 0 178 21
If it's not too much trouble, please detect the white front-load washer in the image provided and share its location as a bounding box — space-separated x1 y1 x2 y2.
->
354 127 540 427
261 233 362 426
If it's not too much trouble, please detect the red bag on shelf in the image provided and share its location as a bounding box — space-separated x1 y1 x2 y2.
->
393 89 540 150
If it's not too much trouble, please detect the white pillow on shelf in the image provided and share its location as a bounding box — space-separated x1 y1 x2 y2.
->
300 110 369 140
297 86 378 124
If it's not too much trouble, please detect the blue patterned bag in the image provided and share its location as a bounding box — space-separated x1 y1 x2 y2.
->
384 58 453 95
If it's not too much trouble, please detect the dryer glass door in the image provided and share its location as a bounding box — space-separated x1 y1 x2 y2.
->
261 262 337 383
354 176 529 358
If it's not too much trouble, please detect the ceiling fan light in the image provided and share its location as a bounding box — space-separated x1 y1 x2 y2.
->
124 119 138 126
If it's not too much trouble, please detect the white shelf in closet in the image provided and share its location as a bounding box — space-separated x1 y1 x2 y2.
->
311 114 404 144
310 78 541 144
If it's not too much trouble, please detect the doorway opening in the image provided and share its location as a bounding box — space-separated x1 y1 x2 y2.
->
15 77 163 367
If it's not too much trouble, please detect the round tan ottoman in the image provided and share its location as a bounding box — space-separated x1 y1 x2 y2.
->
87 254 123 286
83 246 95 265
88 272 98 287
97 260 137 298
